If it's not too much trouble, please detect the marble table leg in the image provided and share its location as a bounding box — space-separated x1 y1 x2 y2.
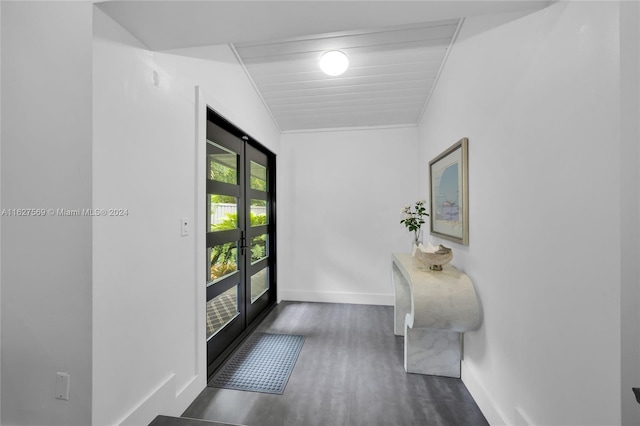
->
404 324 462 378
392 263 411 336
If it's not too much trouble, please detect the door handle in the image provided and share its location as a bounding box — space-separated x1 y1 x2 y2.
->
240 231 247 256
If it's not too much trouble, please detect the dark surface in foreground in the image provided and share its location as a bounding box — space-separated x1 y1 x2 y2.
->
179 301 488 426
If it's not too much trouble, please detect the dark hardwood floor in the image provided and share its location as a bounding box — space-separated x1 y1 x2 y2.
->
179 301 488 426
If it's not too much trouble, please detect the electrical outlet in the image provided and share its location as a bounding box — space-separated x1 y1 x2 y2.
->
55 372 70 400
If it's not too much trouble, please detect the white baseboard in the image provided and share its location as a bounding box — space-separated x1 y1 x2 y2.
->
279 289 394 306
175 374 207 414
461 360 509 426
118 373 206 426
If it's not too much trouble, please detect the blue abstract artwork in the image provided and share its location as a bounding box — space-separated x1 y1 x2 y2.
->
429 138 468 245
436 163 459 221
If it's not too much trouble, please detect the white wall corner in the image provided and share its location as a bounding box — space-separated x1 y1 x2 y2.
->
119 86 209 426
194 84 208 388
279 289 394 306
461 360 509 426
118 373 205 426
0 0 3 422
228 43 281 134
620 1 640 424
118 374 174 426
513 406 535 426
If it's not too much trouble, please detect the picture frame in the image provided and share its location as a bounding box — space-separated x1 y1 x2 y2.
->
429 137 469 246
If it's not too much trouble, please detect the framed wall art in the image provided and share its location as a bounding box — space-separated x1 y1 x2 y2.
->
429 137 469 246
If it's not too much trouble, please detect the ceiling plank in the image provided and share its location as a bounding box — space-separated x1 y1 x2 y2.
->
234 22 458 59
242 47 448 75
234 19 459 130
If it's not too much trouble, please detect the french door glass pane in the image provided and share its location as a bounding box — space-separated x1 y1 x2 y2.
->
206 286 239 339
250 267 269 303
209 195 238 231
250 199 267 226
208 243 238 283
250 161 267 191
208 141 238 184
250 234 268 264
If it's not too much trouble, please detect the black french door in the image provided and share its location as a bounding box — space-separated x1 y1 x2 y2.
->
205 110 276 378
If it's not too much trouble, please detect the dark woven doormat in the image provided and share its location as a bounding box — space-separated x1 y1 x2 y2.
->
210 332 305 394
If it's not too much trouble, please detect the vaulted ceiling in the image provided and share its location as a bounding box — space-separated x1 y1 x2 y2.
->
97 1 551 132
234 20 460 131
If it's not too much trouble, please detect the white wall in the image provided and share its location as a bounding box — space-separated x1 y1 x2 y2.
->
92 8 279 426
1 3 93 425
158 46 281 154
620 1 640 424
279 127 418 306
0 1 3 422
417 3 621 425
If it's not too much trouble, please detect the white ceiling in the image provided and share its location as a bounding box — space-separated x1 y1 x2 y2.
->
97 1 551 131
234 20 460 131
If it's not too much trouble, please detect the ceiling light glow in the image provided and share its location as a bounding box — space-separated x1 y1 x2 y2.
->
320 51 349 76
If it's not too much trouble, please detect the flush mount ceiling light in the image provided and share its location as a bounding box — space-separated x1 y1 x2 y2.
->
319 50 349 76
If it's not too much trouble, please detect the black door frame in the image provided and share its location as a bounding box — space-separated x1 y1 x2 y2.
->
205 108 277 379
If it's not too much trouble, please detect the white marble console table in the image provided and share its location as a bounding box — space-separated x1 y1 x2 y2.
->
392 253 481 378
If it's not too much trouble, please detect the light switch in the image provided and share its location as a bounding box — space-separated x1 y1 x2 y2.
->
181 217 189 236
56 372 70 400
